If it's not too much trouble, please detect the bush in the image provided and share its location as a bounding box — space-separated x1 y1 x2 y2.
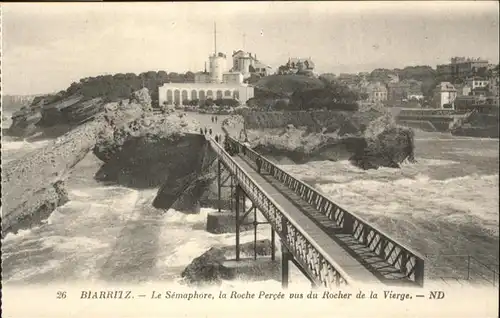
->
52 71 196 107
214 98 239 107
201 98 215 108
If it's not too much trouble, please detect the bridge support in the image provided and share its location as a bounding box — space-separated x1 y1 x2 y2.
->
234 184 275 263
271 227 276 261
217 159 222 213
217 158 235 213
281 243 290 288
235 185 241 260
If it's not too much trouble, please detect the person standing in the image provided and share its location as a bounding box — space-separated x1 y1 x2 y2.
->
256 156 263 174
204 127 207 135
209 128 213 135
199 128 203 135
215 135 219 143
242 138 250 156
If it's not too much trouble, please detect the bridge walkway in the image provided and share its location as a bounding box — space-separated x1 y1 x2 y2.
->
230 154 387 285
234 153 415 286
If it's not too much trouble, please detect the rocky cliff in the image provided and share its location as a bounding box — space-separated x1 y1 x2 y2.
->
451 110 499 138
2 119 106 237
232 105 416 169
7 93 108 140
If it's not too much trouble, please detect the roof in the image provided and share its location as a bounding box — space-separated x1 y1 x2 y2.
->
232 50 245 57
437 82 456 92
466 77 489 81
253 61 272 69
366 82 387 92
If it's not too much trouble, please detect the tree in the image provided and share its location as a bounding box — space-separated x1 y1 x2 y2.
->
274 99 288 110
214 98 239 107
202 98 215 108
319 73 336 84
277 65 290 75
290 79 360 111
189 99 200 106
244 74 261 84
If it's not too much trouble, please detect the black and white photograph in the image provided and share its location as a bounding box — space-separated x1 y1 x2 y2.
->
1 2 499 317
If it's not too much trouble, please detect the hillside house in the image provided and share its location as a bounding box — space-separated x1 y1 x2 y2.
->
433 82 457 109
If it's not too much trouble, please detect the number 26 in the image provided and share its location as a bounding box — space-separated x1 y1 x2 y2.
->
57 291 67 299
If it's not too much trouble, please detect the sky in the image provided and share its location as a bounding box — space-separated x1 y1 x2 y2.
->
1 1 499 95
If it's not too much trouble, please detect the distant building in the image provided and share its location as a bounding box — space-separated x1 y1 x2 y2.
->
194 66 211 83
222 72 244 85
465 77 490 90
454 83 472 97
208 52 227 84
158 82 254 106
387 79 422 102
489 75 499 99
337 73 359 86
433 82 457 109
437 57 489 80
231 50 272 78
285 57 315 74
407 93 424 101
387 74 400 83
454 95 479 112
158 24 254 106
365 82 388 103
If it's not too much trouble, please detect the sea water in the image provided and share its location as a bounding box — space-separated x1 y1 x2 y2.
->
1 115 498 287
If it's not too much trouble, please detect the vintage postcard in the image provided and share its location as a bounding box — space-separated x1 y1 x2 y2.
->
1 1 499 317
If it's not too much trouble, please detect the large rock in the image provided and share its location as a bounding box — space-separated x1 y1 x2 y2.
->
348 126 416 169
93 108 202 188
181 239 273 286
2 87 227 237
5 88 154 140
130 87 153 112
451 110 499 138
237 109 417 170
7 106 43 138
171 172 217 213
92 104 218 211
6 94 107 140
2 88 196 236
3 181 69 237
1 119 105 237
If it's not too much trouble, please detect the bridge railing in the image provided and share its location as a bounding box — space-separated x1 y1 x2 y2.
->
227 136 425 286
208 137 357 288
426 254 499 286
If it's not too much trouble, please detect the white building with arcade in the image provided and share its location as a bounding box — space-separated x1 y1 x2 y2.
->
159 24 256 106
